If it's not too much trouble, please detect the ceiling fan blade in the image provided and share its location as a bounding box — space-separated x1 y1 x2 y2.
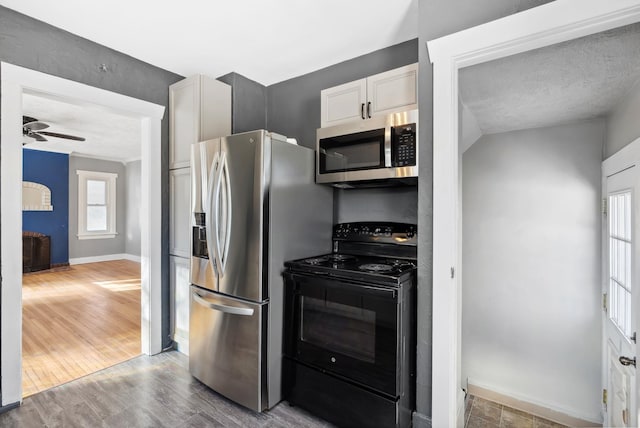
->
37 131 85 142
31 132 48 142
23 121 49 131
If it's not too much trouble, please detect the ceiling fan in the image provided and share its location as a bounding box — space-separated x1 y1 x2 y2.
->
22 116 86 143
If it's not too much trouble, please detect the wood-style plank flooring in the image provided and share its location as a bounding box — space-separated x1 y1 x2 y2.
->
22 260 141 398
464 395 567 428
0 351 332 428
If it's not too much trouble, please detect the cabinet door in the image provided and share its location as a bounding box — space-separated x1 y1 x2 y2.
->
200 76 232 141
320 79 367 127
170 76 201 169
170 255 191 354
170 168 191 258
367 63 418 118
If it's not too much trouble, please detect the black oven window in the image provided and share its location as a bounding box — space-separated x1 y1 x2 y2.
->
300 296 376 363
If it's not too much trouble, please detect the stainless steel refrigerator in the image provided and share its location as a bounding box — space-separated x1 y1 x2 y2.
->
189 130 332 412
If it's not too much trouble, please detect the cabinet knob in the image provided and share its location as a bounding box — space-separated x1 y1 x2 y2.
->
367 101 371 118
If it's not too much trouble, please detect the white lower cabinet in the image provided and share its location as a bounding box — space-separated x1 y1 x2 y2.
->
170 255 191 355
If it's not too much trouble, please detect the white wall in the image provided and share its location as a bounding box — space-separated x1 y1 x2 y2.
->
606 80 640 158
126 160 141 257
461 120 604 421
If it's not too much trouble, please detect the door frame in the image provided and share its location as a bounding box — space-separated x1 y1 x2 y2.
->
1 62 165 406
426 1 640 426
602 136 640 425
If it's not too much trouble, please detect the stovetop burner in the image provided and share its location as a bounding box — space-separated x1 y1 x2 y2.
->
359 263 393 272
327 254 356 262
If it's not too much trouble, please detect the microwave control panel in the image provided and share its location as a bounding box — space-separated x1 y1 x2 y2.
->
391 123 416 167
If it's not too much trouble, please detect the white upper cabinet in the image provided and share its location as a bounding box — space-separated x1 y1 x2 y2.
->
321 79 367 127
169 75 231 169
320 63 418 128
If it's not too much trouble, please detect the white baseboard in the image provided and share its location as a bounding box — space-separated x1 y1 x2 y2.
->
173 332 189 356
467 379 602 427
122 253 142 263
69 253 141 265
457 389 466 428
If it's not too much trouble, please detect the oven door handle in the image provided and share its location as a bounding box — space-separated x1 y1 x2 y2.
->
295 281 397 299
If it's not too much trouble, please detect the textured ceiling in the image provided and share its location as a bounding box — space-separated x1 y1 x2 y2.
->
0 0 418 86
22 93 141 162
459 23 640 135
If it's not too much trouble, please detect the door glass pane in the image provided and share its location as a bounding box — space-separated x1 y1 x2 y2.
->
87 180 106 205
300 296 376 363
87 206 107 231
609 191 632 337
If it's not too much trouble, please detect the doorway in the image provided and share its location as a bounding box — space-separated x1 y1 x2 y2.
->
1 62 164 406
428 2 640 426
20 92 146 397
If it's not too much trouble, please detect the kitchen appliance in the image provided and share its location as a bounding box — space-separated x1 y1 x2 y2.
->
282 222 417 428
189 130 332 412
316 109 418 187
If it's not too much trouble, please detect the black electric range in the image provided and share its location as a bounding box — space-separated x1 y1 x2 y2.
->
282 222 417 428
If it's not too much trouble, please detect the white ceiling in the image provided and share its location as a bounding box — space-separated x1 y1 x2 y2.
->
459 22 640 136
0 0 418 86
22 92 141 162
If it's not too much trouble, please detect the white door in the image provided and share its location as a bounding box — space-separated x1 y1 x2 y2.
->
604 165 638 427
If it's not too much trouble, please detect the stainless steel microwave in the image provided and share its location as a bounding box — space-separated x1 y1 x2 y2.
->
316 109 418 186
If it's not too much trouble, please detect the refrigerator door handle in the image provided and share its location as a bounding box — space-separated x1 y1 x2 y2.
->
192 291 255 316
205 152 220 275
212 151 226 276
221 153 232 275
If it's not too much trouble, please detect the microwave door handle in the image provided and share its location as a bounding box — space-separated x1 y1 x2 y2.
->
212 151 226 277
205 152 220 275
384 126 392 167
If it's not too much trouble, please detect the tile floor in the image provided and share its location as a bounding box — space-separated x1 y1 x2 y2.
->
465 395 568 428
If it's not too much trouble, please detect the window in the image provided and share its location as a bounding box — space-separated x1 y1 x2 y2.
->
609 191 632 337
77 170 118 239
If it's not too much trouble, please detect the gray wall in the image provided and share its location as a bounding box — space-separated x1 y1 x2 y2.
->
126 160 142 257
335 188 418 224
217 72 267 133
461 120 604 421
68 156 127 258
606 80 640 157
416 0 555 425
0 5 183 349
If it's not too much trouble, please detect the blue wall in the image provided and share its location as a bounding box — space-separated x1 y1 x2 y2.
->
23 149 69 265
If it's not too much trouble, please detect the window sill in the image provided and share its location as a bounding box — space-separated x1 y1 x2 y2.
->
77 233 118 240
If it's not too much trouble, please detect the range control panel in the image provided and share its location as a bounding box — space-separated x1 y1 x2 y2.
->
333 222 417 244
391 123 416 167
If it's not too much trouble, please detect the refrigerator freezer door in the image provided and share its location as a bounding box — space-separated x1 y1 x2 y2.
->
189 285 266 411
217 131 268 302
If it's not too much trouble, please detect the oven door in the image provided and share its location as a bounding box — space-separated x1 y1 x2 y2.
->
284 272 399 397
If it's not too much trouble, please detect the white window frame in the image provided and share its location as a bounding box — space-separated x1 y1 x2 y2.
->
77 169 118 239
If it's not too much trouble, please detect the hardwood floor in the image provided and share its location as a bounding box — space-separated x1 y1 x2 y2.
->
0 351 332 428
22 260 141 398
